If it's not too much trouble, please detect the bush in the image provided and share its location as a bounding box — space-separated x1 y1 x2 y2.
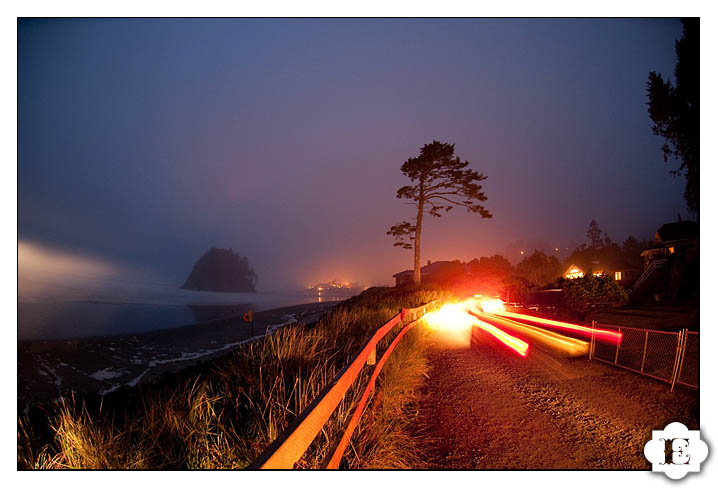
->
561 274 628 320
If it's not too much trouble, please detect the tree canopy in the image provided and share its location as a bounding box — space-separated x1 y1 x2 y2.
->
387 141 491 285
515 250 562 287
467 254 514 296
647 18 699 215
586 219 603 248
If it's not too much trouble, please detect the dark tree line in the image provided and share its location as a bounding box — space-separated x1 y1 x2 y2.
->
409 219 651 315
647 18 699 216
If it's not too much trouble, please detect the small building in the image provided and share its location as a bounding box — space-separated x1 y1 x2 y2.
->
564 264 585 279
392 260 461 287
562 262 635 283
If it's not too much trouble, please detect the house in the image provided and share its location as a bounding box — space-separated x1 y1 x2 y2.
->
564 264 585 279
640 220 698 268
562 262 636 283
630 220 699 298
392 260 461 287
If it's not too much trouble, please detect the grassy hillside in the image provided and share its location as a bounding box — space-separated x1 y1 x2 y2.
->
18 285 453 469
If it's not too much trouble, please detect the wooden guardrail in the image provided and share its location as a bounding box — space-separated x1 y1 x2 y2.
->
248 300 438 469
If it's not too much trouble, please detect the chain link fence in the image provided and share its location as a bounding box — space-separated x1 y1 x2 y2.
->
589 323 698 391
676 331 698 389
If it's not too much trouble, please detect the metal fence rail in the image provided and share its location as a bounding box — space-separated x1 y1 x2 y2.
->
249 300 438 469
589 321 698 391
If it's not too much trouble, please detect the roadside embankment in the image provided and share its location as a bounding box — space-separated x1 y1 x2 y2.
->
18 286 453 469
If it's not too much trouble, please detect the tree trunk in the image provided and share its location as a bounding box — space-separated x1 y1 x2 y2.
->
413 199 423 286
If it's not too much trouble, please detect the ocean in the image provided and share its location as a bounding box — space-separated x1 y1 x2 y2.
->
18 275 341 341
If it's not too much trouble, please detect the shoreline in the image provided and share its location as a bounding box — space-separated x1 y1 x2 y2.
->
18 294 343 342
18 300 343 410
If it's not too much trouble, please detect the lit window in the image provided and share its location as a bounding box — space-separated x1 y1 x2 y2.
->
615 271 622 281
668 247 675 254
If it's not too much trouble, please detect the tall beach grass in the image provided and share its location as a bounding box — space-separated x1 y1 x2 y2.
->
18 285 454 469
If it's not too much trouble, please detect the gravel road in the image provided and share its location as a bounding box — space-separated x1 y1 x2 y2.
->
411 325 699 469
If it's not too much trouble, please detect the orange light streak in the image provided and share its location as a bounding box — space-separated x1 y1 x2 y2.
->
472 317 529 357
494 311 622 344
474 311 588 357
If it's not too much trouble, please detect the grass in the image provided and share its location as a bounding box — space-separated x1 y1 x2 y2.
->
18 285 454 469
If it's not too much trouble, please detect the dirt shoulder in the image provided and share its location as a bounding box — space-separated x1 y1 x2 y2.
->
411 328 698 469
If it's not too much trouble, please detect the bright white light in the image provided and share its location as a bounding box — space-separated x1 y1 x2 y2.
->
479 298 505 314
423 303 475 331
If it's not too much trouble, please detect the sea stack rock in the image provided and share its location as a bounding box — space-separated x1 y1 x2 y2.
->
181 248 258 292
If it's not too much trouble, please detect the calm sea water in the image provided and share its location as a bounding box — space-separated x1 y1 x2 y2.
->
18 276 344 341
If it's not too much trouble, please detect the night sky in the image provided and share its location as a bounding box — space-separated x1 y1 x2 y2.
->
18 18 687 290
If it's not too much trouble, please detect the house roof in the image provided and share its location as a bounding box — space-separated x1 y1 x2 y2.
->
656 220 698 243
564 259 634 275
392 260 455 278
422 260 454 273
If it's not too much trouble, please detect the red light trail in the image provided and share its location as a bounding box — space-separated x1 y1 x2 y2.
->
493 311 623 344
423 300 529 357
424 299 620 360
471 310 589 357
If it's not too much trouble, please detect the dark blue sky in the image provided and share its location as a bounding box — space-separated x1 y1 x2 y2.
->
19 18 687 290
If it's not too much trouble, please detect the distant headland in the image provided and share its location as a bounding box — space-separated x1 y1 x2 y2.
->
181 248 258 293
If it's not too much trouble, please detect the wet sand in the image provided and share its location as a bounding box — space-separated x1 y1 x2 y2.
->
18 301 340 410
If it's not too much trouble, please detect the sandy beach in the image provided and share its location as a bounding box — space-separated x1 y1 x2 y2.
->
18 301 340 410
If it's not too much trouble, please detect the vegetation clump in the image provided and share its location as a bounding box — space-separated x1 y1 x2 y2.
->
559 274 628 320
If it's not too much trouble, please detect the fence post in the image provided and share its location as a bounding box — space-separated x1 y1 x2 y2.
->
366 347 376 366
673 329 689 390
640 330 648 373
614 328 621 364
670 330 685 392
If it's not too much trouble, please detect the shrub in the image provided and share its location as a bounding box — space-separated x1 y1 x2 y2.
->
562 274 628 320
